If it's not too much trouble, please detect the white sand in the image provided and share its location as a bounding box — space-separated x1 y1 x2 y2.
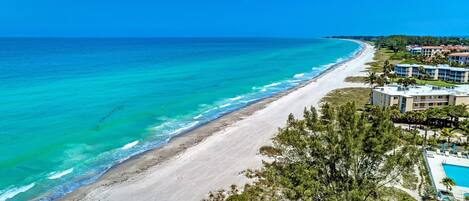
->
67 41 375 201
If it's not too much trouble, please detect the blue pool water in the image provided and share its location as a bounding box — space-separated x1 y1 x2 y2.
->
443 164 469 188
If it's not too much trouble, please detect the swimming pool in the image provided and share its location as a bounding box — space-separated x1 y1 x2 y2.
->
443 164 469 188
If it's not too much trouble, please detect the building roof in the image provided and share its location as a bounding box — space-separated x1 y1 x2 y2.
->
373 84 469 97
445 46 469 51
395 64 469 72
422 46 444 49
449 52 469 57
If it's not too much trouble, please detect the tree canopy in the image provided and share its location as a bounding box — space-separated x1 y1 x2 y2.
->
205 103 418 201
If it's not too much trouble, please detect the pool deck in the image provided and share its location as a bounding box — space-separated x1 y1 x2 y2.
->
424 151 469 200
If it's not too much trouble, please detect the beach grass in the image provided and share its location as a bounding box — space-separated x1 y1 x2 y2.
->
366 48 399 72
379 187 417 201
321 87 370 109
402 171 418 190
414 79 456 87
390 78 456 87
345 76 366 83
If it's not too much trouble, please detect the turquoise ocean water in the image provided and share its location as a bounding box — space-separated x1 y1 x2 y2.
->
0 38 360 200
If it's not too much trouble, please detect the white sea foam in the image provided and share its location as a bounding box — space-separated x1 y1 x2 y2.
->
229 96 242 101
336 57 345 62
219 103 231 108
260 88 267 92
171 121 199 135
48 168 74 180
193 114 203 119
203 107 217 114
293 73 304 78
121 141 139 150
0 183 35 201
241 99 257 104
288 79 301 83
264 82 281 88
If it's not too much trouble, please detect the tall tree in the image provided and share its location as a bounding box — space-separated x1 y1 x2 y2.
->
205 103 418 201
383 60 393 78
365 72 378 89
440 128 454 144
365 72 378 101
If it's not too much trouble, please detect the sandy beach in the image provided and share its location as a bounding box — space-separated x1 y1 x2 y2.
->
63 40 375 201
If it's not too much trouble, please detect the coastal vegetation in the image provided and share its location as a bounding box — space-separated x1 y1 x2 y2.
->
333 35 469 51
379 187 417 201
205 103 419 201
320 88 370 109
365 47 399 73
344 76 367 83
440 177 456 192
345 35 469 87
337 35 469 200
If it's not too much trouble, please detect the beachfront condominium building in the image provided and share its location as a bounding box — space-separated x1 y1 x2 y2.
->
448 52 469 65
372 85 469 113
421 46 447 57
394 64 469 83
413 45 469 57
406 45 422 55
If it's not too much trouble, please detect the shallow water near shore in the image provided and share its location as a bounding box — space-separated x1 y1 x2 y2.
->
0 38 360 200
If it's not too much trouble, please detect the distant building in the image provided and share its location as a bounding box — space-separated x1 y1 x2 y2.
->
372 85 469 113
417 45 469 57
394 64 469 83
421 46 448 57
444 45 469 52
408 47 422 55
448 52 469 65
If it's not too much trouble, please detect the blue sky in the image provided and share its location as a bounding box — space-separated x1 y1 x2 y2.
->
0 0 468 37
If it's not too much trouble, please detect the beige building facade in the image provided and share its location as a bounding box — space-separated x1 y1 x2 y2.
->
372 85 469 113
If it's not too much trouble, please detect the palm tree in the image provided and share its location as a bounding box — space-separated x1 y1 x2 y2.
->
398 78 417 89
376 74 389 87
383 60 393 77
441 177 456 191
417 65 431 81
407 78 417 87
365 72 378 102
440 128 454 144
448 104 467 124
423 126 429 148
365 72 377 89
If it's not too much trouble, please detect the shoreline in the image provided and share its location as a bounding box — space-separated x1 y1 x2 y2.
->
63 39 373 201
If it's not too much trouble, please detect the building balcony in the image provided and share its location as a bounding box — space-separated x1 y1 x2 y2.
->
413 99 449 103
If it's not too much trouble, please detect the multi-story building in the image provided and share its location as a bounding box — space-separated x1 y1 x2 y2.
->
416 45 468 57
406 45 422 55
421 46 447 57
444 45 469 53
448 52 469 65
372 85 469 113
410 47 422 55
394 64 469 83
